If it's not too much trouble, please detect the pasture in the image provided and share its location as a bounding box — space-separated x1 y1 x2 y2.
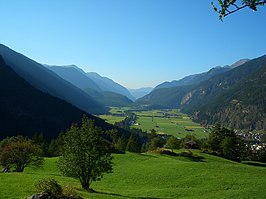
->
99 107 209 139
0 151 265 198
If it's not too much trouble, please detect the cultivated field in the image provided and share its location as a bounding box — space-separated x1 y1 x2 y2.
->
0 151 265 198
99 108 209 139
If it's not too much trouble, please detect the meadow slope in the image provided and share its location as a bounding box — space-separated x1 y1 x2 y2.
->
0 151 265 199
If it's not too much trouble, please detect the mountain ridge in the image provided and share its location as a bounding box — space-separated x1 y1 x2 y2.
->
154 59 249 90
0 55 110 139
0 44 107 114
137 55 266 130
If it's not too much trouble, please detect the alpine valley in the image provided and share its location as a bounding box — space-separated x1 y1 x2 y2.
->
0 43 265 137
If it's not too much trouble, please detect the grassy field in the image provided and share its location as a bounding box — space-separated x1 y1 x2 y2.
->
99 107 208 138
134 111 208 139
99 107 209 139
98 115 126 125
1 151 266 199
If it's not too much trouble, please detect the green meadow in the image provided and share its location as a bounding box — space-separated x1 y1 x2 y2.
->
1 151 266 199
99 108 209 139
134 111 208 139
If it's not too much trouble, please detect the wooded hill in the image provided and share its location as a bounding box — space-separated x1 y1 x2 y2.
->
0 44 107 114
46 65 135 106
0 55 121 140
137 55 266 130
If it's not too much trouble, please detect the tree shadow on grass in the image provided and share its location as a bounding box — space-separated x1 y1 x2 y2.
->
95 190 167 199
154 149 205 162
177 151 205 162
137 153 158 159
243 162 266 167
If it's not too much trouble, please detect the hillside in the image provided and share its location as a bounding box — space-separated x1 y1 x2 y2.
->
0 55 111 139
84 88 133 107
46 65 102 91
87 72 135 101
137 55 266 130
0 151 265 198
47 65 135 106
155 59 249 90
0 44 107 114
136 85 192 108
189 56 266 130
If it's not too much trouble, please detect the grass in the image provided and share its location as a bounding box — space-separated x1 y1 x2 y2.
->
99 107 209 139
98 115 126 125
0 151 265 199
133 110 209 139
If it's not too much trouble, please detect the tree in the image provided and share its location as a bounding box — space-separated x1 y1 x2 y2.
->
165 136 180 152
212 0 266 20
126 133 141 153
0 136 44 172
208 125 246 162
58 117 113 191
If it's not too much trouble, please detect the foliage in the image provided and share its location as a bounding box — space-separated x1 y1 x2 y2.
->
58 117 113 190
165 136 180 152
0 135 44 172
113 136 128 153
147 132 166 150
35 178 63 198
208 125 246 162
35 178 82 199
126 133 142 153
212 0 266 20
62 185 82 199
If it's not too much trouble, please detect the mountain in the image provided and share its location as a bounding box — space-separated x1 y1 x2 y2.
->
230 59 250 68
0 55 111 140
135 86 191 109
137 56 266 130
84 88 133 107
154 59 249 90
0 44 107 114
47 65 134 106
183 55 266 130
128 87 153 99
86 72 135 101
46 65 101 91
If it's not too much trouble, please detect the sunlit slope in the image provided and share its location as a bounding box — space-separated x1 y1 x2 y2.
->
1 151 265 198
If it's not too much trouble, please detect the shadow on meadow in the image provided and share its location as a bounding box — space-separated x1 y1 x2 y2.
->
147 149 206 163
95 190 167 199
243 162 266 168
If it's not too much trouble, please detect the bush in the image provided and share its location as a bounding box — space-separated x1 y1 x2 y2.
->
35 178 62 198
62 185 82 199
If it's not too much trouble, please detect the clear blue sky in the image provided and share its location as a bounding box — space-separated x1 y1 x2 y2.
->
0 0 265 88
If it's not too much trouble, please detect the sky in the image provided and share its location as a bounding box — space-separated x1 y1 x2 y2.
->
0 0 266 89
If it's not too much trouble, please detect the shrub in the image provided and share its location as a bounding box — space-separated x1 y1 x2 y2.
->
35 178 62 198
62 185 82 199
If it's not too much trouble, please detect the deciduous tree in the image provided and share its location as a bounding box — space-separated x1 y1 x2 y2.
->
58 117 113 191
0 136 44 172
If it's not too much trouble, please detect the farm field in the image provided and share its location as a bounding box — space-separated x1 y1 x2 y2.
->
99 107 209 139
134 110 208 139
0 151 266 199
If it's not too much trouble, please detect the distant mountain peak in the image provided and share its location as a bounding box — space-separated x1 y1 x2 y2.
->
230 59 250 68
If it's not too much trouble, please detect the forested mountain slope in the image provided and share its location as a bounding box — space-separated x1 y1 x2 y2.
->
47 65 134 107
0 55 110 139
137 55 266 130
189 56 266 130
0 44 107 114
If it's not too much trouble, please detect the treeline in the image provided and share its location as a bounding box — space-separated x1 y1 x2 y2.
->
1 120 265 165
